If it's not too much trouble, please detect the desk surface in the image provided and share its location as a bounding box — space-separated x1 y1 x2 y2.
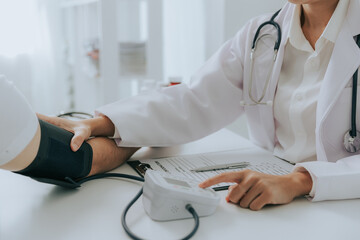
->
1 129 360 240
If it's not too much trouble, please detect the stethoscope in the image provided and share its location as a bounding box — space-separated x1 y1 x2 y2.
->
241 9 282 107
244 9 360 153
57 111 93 120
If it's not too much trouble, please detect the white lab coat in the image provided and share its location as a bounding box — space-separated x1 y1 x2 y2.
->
97 1 360 202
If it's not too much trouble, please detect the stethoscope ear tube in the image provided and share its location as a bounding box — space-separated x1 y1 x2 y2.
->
251 9 282 51
251 21 282 51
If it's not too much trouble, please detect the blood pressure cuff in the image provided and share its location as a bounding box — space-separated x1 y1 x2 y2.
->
15 119 92 188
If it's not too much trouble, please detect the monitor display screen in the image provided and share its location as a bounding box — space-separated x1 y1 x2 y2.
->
164 177 191 188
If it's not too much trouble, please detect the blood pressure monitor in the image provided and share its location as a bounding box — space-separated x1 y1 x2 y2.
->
142 170 220 221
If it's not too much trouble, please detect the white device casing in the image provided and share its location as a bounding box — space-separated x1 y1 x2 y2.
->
142 170 220 221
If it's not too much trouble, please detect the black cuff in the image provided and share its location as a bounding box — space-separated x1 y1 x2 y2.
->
15 119 92 188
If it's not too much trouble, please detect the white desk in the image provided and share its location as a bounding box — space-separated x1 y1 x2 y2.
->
1 129 360 240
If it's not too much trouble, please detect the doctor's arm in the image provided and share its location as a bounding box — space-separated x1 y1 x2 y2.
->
199 169 312 211
93 31 247 148
37 30 247 150
38 24 250 173
293 156 360 202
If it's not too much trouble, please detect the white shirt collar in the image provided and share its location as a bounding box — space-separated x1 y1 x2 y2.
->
322 0 349 42
288 0 349 51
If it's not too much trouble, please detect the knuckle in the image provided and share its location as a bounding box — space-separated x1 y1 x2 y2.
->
263 189 273 199
255 179 265 188
73 135 82 141
229 195 239 203
244 170 257 180
244 175 259 185
228 185 239 196
228 185 236 192
219 172 228 177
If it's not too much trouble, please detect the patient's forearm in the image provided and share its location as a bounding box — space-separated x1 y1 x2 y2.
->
87 137 140 176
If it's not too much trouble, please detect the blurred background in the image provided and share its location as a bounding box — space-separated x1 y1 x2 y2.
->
0 0 286 137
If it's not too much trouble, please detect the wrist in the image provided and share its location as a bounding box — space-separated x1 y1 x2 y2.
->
288 171 313 197
84 115 115 137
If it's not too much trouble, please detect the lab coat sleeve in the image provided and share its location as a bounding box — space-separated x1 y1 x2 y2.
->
95 30 247 147
293 156 360 201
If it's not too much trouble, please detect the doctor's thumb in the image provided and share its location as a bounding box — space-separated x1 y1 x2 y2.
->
70 135 85 152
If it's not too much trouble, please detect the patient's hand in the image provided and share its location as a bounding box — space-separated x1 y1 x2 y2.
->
37 113 115 152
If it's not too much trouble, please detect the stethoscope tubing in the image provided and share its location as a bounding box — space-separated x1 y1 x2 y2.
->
251 9 282 51
248 9 282 105
350 36 360 138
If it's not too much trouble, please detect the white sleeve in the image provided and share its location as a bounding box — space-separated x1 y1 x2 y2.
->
95 32 247 147
0 75 38 166
293 156 360 202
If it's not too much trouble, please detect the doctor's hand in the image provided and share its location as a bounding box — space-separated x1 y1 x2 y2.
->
199 170 312 211
37 113 115 152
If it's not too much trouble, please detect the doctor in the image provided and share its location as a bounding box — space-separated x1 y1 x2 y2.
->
40 0 360 210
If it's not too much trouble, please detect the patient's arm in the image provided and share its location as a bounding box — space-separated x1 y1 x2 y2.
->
1 127 138 178
86 137 139 176
1 126 139 178
36 113 140 176
0 75 137 180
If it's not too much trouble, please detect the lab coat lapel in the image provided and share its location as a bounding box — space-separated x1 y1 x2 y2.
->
317 6 360 161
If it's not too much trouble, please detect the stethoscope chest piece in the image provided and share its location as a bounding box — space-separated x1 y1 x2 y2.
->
344 130 360 153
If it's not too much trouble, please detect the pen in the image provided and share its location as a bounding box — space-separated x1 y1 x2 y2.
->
190 162 249 172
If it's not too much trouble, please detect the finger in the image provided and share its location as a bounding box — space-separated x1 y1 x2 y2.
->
227 178 256 204
226 185 237 202
37 113 65 128
199 171 246 188
249 193 269 211
36 113 46 119
70 130 87 152
36 113 56 124
38 114 78 135
239 185 263 208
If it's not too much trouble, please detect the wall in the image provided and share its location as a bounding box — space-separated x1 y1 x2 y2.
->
163 0 206 83
224 0 287 40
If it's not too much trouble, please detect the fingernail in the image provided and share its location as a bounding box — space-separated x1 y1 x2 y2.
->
72 143 79 151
